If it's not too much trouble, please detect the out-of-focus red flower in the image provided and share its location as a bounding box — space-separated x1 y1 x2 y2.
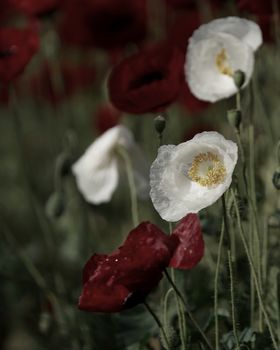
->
179 84 209 114
166 0 222 10
237 0 280 42
79 215 204 313
183 124 215 141
165 0 197 9
108 43 184 114
95 104 122 134
0 23 39 84
167 12 201 53
0 0 61 17
237 0 277 15
31 61 96 104
58 0 147 50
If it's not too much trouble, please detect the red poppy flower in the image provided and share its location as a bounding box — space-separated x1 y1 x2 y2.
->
0 23 39 84
169 214 204 269
166 0 221 10
58 0 147 50
178 84 209 113
237 0 279 42
237 0 277 15
30 61 96 104
95 103 122 134
167 12 201 53
79 215 204 313
108 43 184 114
79 222 176 312
0 0 61 17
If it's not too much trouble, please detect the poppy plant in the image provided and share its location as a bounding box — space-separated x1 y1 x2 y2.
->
0 23 39 84
79 214 204 313
108 43 184 114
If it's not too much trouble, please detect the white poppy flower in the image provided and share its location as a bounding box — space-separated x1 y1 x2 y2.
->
185 17 262 103
191 17 263 51
150 132 238 222
72 125 149 204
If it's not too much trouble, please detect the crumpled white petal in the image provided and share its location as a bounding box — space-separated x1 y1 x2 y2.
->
186 32 254 102
150 132 238 222
72 125 149 204
191 17 263 52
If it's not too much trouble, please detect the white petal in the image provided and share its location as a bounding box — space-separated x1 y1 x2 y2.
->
191 16 263 51
73 158 119 204
186 32 254 102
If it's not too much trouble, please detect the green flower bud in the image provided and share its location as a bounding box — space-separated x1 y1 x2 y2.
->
272 168 280 190
56 152 72 177
45 192 65 219
233 70 246 89
227 109 242 129
154 115 166 135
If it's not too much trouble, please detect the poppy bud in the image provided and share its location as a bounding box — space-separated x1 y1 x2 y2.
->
154 115 166 135
56 152 72 177
45 191 65 219
233 70 246 89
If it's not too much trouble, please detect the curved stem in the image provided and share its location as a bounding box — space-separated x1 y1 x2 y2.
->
117 146 139 227
164 269 214 350
214 221 225 350
144 301 171 350
222 195 240 349
231 190 278 350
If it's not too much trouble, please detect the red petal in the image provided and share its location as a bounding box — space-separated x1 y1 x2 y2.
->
79 282 130 313
169 214 204 269
82 254 107 284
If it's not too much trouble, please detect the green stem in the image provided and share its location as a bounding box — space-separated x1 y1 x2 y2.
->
231 190 278 350
117 146 139 227
144 301 171 350
168 222 187 349
236 90 241 111
222 195 240 350
227 249 240 350
164 269 214 350
171 269 187 350
214 221 225 350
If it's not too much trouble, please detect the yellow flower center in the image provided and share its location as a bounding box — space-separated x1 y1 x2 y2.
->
188 152 226 187
215 48 233 76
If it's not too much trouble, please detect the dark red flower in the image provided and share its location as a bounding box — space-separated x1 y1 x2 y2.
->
166 0 222 10
95 103 122 134
167 11 201 53
0 0 61 17
79 215 204 313
237 0 277 15
237 0 279 42
79 222 176 312
58 0 147 50
179 84 209 113
165 0 197 10
108 43 184 114
0 23 39 84
169 214 204 269
30 61 96 104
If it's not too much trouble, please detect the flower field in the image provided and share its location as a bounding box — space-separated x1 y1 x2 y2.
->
0 1 279 350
